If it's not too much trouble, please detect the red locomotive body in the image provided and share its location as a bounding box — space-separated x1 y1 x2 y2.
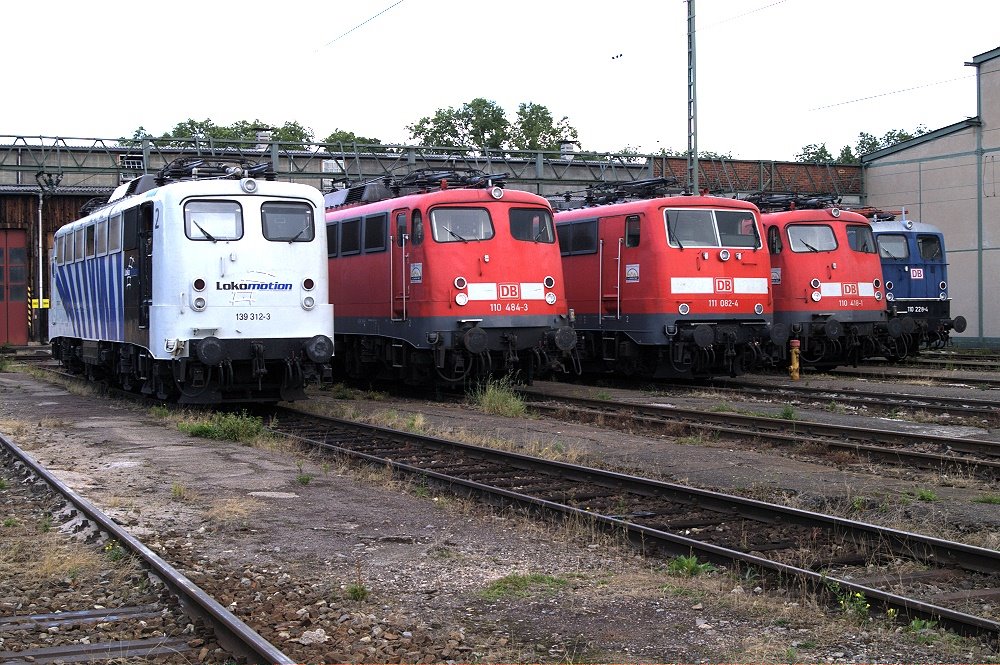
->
761 205 903 366
554 194 781 378
325 170 577 386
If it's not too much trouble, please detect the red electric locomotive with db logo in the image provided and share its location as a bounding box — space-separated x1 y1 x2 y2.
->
553 179 784 379
325 169 578 387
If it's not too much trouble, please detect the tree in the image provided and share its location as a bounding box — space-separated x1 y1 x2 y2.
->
406 98 578 151
127 119 314 147
794 143 835 163
322 128 381 145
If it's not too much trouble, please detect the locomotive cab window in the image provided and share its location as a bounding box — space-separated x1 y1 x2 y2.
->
184 200 243 241
716 211 760 248
786 224 837 253
664 210 717 247
85 224 96 258
395 211 407 247
96 219 108 256
767 225 783 255
412 210 424 245
557 219 598 256
326 222 339 257
876 234 908 260
340 218 361 255
431 207 494 242
846 224 876 253
109 213 123 253
918 234 943 260
510 208 555 243
363 213 387 253
75 227 85 261
261 202 314 242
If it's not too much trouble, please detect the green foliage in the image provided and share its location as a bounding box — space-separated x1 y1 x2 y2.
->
666 554 717 576
0 355 10 372
469 376 526 417
322 128 382 145
914 488 939 502
779 405 797 420
973 494 1000 504
407 97 579 151
2 517 17 527
148 405 170 419
127 118 314 147
38 515 52 532
795 143 834 163
346 583 369 601
170 482 188 501
296 474 313 485
908 618 938 631
825 579 870 622
0 478 8 491
797 125 928 164
480 573 568 600
177 410 264 442
104 540 128 561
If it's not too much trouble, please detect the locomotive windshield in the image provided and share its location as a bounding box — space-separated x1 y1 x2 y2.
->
184 200 243 241
846 224 877 253
786 224 836 253
876 234 909 260
430 207 494 242
510 208 555 243
664 209 760 248
262 202 315 242
918 234 943 260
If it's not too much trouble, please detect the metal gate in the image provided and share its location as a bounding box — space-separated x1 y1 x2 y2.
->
0 229 29 345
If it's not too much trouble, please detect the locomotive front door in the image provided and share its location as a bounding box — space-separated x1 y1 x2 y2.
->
600 216 625 319
138 203 154 329
391 209 408 320
0 229 29 345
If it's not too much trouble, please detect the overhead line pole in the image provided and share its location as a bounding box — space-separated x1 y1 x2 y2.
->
686 0 698 193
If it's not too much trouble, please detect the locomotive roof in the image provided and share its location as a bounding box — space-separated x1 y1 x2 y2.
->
552 195 760 221
758 207 870 225
868 218 944 235
325 184 550 216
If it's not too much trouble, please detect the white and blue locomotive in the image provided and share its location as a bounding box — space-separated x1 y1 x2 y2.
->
49 158 334 403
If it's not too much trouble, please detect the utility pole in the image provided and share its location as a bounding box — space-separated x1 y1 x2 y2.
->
686 0 698 193
34 171 61 343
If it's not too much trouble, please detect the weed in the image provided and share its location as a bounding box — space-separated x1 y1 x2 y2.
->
411 482 431 498
346 560 369 601
170 483 188 501
778 405 796 420
594 389 612 401
104 540 128 561
667 554 717 576
296 474 313 485
973 494 1000 504
469 376 526 418
825 579 870 622
2 517 17 527
0 478 8 491
480 572 569 601
177 410 264 442
38 515 52 532
0 356 10 373
908 618 938 631
148 405 170 419
914 488 939 502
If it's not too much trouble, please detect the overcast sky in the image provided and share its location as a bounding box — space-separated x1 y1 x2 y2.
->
3 1 997 161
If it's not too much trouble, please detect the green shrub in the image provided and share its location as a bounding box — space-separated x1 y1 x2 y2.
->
178 410 264 442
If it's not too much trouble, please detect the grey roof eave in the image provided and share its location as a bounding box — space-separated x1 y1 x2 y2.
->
859 118 981 164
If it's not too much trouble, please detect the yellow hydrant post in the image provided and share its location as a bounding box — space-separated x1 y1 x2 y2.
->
789 339 800 381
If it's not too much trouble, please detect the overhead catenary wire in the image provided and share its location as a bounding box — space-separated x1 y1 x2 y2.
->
321 0 406 49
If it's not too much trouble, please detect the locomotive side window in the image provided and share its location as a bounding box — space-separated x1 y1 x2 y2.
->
184 200 243 241
625 215 641 248
326 222 339 257
85 224 96 258
846 224 876 253
75 227 85 261
510 208 555 243
261 202 314 242
767 225 783 254
876 234 908 260
363 213 387 253
557 220 598 256
431 208 494 242
64 231 74 264
786 224 837 253
109 213 123 253
340 218 361 255
918 234 943 260
716 211 760 248
412 210 424 245
96 219 108 256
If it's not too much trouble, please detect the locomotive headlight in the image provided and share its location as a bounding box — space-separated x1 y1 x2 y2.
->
193 278 206 292
302 278 315 291
240 178 258 194
193 297 207 311
454 276 468 289
885 280 894 290
678 303 690 315
830 208 841 218
809 278 821 289
545 292 557 305
810 291 822 302
939 280 947 290
543 275 556 288
489 186 504 200
455 292 469 306
875 291 883 301
873 278 881 289
719 249 731 261
303 296 316 310
754 303 764 315
886 293 895 301
940 292 948 300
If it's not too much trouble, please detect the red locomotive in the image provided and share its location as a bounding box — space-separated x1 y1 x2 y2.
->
751 193 904 367
325 169 577 386
553 180 783 378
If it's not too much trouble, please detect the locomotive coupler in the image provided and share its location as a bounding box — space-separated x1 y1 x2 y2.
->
250 342 267 379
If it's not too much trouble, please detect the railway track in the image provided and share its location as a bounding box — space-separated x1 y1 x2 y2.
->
266 406 1000 639
518 387 1000 479
0 432 294 664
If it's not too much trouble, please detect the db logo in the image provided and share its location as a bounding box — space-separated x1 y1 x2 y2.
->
910 268 924 279
499 283 519 299
843 283 859 295
715 278 733 293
